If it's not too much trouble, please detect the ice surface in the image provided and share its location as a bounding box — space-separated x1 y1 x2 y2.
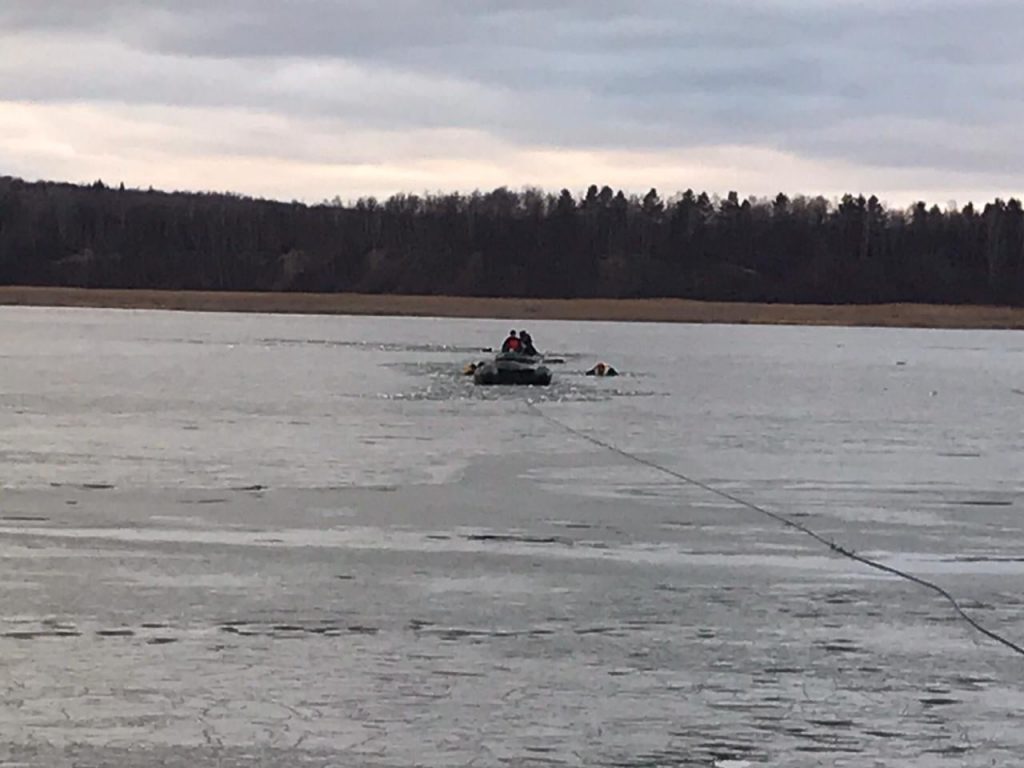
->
1 306 1022 766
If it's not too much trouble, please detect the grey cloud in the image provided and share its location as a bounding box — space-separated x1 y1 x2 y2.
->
2 0 1023 180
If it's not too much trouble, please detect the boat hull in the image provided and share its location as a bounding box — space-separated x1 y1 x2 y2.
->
473 354 552 386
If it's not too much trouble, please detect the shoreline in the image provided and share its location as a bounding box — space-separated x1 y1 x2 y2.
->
2 285 1024 329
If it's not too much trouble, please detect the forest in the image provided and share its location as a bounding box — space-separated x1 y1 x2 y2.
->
1 175 1022 305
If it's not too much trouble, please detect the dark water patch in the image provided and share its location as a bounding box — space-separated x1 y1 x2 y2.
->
420 626 556 641
763 666 803 675
4 629 80 639
219 619 377 637
147 637 178 645
180 498 228 505
425 534 450 540
823 590 861 605
574 626 621 636
1 514 49 522
705 698 758 712
81 483 114 490
433 628 491 641
96 628 135 637
405 652 450 662
920 696 959 707
334 573 355 580
937 452 982 458
863 728 902 738
306 625 341 635
956 598 994 610
925 744 971 756
954 499 1013 506
624 618 672 628
231 484 265 492
795 744 863 754
707 594 739 607
808 717 856 729
347 625 379 635
819 641 862 655
814 633 858 650
219 624 256 635
953 674 993 687
462 533 573 546
946 555 1024 562
432 669 485 678
140 622 167 629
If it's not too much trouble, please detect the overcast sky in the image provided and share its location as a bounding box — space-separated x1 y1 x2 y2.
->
1 0 1021 206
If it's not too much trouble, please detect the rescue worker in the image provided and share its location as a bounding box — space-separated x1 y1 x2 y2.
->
519 330 538 356
501 330 522 353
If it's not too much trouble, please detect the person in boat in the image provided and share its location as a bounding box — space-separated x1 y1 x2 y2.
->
519 329 538 356
501 330 522 353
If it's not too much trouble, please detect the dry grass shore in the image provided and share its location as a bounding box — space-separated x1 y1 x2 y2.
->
2 285 1024 329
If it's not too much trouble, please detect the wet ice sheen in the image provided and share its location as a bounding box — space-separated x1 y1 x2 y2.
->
1 306 1023 766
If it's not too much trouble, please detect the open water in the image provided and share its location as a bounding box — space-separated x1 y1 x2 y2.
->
1 306 1023 766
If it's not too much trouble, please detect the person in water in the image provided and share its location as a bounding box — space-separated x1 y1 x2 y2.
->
501 330 522 353
519 329 538 356
586 361 618 376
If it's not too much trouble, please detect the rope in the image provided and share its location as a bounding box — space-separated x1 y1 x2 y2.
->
525 401 1024 659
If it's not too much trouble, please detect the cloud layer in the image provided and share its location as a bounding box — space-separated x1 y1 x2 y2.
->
1 1 1021 205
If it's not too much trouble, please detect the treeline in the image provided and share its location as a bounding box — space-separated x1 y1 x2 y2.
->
1 175 1022 304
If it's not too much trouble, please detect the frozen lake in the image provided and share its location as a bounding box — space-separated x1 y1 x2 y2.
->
1 306 1023 766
